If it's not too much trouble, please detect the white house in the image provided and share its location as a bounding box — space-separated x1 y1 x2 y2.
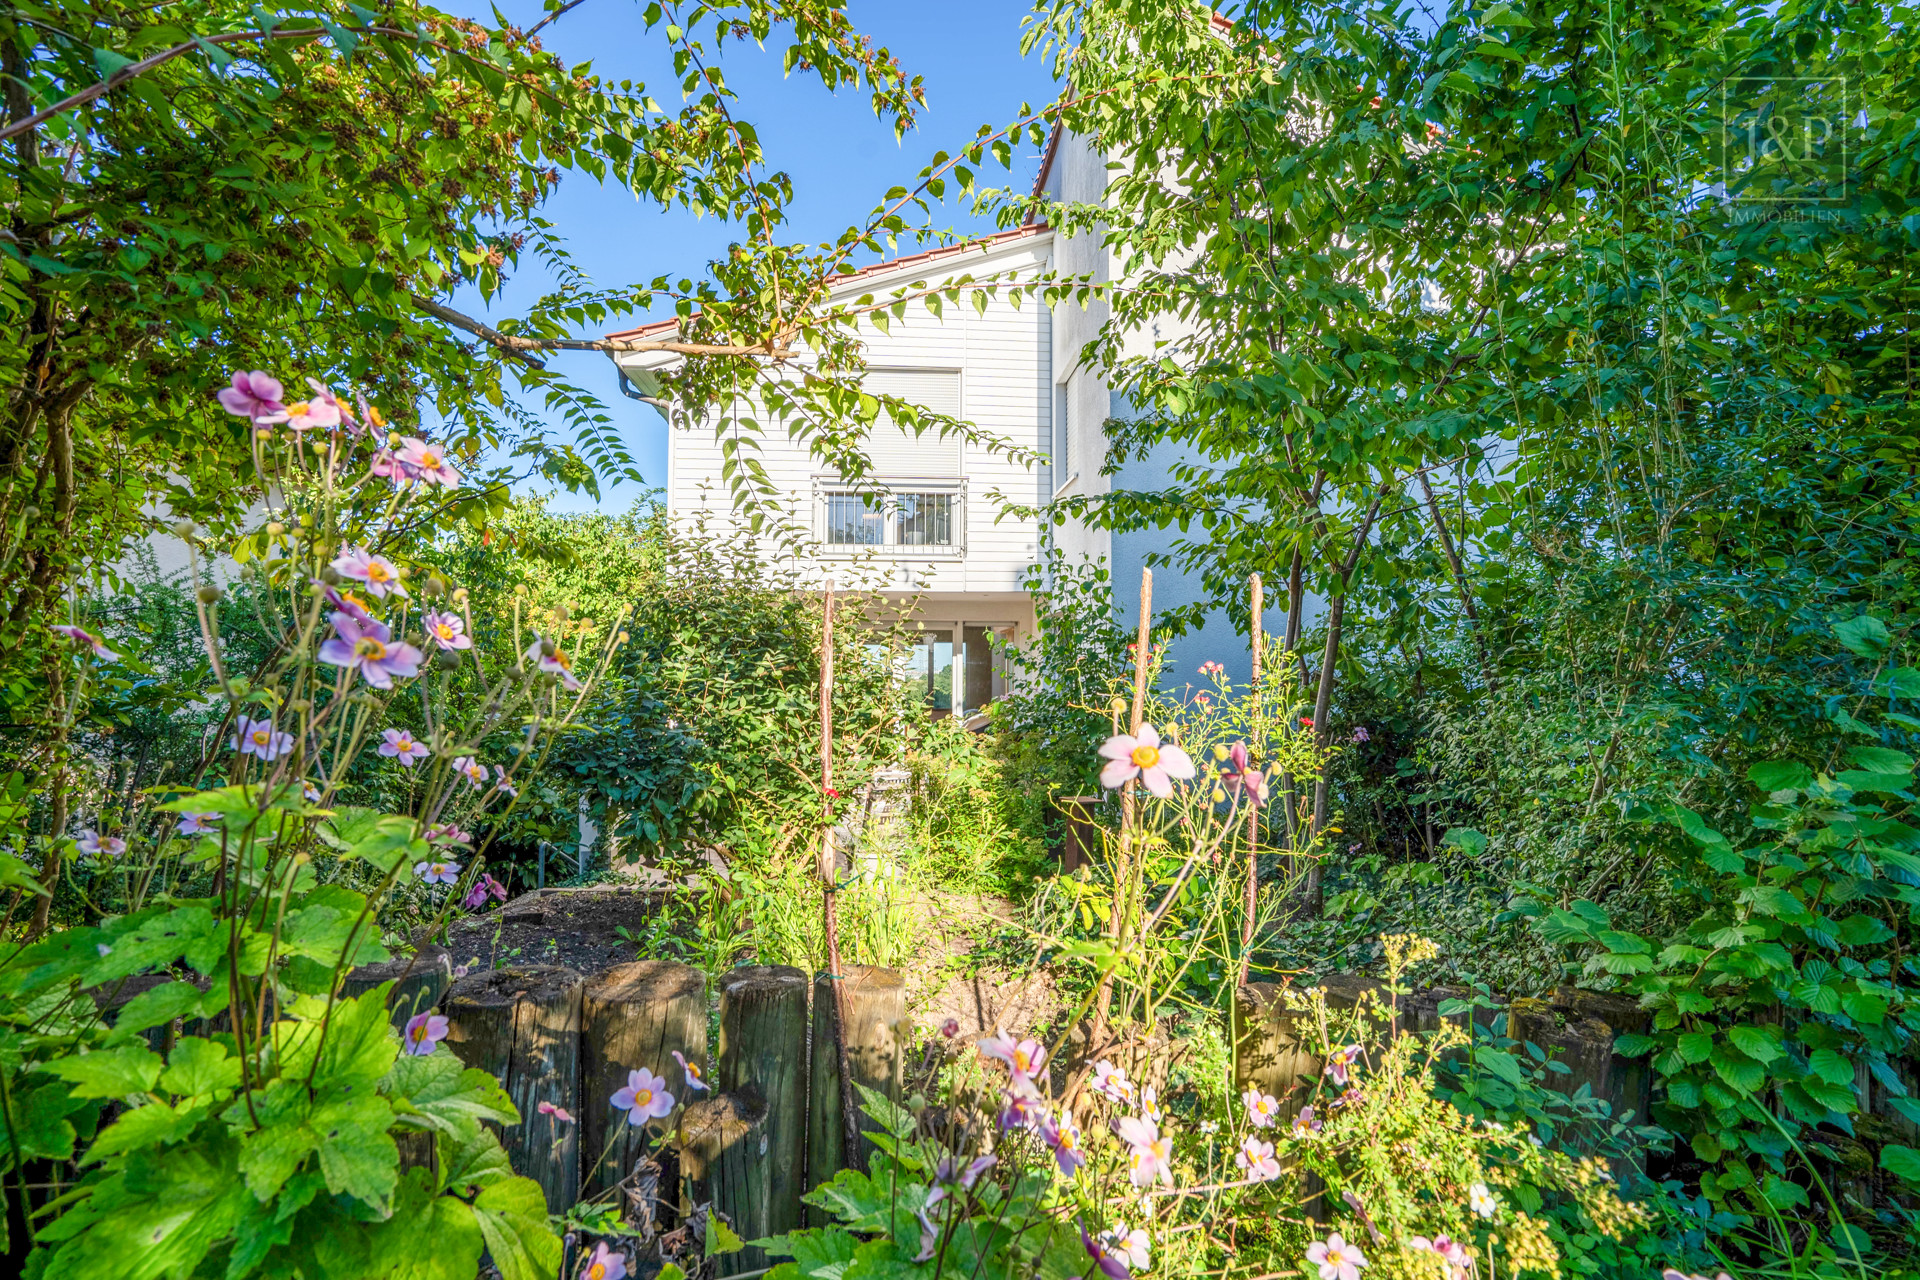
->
606 127 1272 718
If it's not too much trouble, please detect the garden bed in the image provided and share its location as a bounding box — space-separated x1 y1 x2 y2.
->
442 886 665 976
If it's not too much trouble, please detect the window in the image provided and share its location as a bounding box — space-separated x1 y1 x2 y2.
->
897 492 953 546
824 489 957 548
825 492 885 544
1053 377 1072 488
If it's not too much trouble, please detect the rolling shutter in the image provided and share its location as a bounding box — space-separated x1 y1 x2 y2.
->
847 368 962 478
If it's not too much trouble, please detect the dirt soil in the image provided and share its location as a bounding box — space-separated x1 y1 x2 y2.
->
440 886 663 976
900 892 1064 1039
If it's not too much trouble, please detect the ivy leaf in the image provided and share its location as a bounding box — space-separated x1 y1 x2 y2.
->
470 1175 563 1280
41 1043 163 1099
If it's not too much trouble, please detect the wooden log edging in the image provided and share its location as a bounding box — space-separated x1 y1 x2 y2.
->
715 965 810 1274
807 965 905 1219
581 960 708 1202
444 964 586 1213
341 944 453 1030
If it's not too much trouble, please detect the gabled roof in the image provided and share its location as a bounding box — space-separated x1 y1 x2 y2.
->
604 222 1053 342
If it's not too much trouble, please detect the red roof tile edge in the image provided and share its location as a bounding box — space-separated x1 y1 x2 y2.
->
604 223 1053 341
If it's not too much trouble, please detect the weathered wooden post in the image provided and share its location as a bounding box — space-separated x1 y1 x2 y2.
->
342 944 453 1030
713 965 809 1272
679 1090 769 1274
581 960 708 1199
1232 982 1321 1120
807 965 904 1214
443 965 585 1213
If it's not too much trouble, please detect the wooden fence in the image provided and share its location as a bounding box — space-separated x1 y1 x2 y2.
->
346 952 906 1277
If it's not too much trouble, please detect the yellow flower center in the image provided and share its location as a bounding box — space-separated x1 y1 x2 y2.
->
634 1088 652 1108
411 1024 429 1042
366 563 390 583
588 1266 605 1280
420 449 441 468
369 406 386 427
251 729 270 746
1130 745 1160 768
287 400 311 416
434 623 454 639
354 638 388 660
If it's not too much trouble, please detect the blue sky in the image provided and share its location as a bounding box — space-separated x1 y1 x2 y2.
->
441 1 1062 512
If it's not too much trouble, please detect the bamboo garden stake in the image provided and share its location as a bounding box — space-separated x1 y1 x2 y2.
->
818 578 858 1169
1240 573 1261 985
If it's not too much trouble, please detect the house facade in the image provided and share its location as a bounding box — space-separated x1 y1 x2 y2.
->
606 128 1266 718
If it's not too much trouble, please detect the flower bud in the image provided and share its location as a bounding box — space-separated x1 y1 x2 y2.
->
1212 743 1229 762
21 506 38 520
552 603 570 622
617 631 630 645
435 648 461 670
172 520 195 539
907 1092 927 1115
422 575 448 597
1110 696 1127 714
265 521 285 537
539 638 557 658
452 587 469 603
320 566 342 586
195 584 223 605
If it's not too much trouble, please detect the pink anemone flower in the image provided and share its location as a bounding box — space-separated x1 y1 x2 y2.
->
1306 1234 1368 1280
318 612 422 689
1114 1115 1173 1188
1081 1229 1132 1280
492 764 517 797
1412 1236 1470 1280
978 1030 1046 1077
1243 1087 1281 1128
217 371 286 422
1090 1059 1135 1104
672 1049 709 1093
175 812 220 836
1102 1226 1151 1274
262 381 341 433
423 610 472 651
451 756 488 789
233 716 293 762
1221 741 1269 807
414 859 461 885
463 873 507 910
1097 723 1195 798
537 1100 576 1125
1041 1110 1085 1176
396 437 461 487
329 545 406 599
611 1067 674 1124
579 1242 627 1280
523 637 583 691
1236 1134 1281 1182
51 624 118 661
378 727 431 765
402 1013 449 1056
75 829 126 858
1325 1044 1363 1087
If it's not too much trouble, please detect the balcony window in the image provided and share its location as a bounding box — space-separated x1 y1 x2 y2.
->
821 488 959 550
826 492 885 545
896 492 953 546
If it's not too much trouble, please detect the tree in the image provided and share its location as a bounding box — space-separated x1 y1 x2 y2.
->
1023 0 1920 904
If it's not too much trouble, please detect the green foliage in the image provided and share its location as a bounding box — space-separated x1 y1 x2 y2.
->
1517 739 1919 1216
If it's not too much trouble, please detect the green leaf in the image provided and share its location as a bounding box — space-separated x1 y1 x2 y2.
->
1711 1046 1766 1093
311 1093 399 1204
1881 1144 1920 1186
1849 746 1916 775
41 1043 163 1099
160 1037 241 1099
1749 760 1814 792
85 1099 203 1162
707 1215 745 1256
1835 615 1892 657
105 980 209 1046
1728 1025 1782 1063
1535 909 1595 944
1442 827 1487 856
1677 1032 1715 1064
386 1052 518 1143
1809 1049 1855 1087
92 47 136 79
1474 1046 1527 1087
1842 989 1889 1025
470 1175 563 1280
4 1080 91 1161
